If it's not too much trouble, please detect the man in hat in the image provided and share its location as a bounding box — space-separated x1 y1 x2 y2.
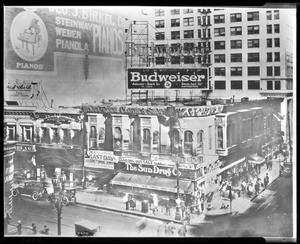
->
264 173 270 188
61 171 67 190
31 223 37 235
41 225 49 235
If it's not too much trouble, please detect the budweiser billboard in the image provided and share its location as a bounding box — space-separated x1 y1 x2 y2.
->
127 68 208 89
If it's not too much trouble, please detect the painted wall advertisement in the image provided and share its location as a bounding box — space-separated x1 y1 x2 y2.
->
127 68 208 89
5 7 126 72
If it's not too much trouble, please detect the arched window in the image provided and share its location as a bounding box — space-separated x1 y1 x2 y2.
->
153 131 159 145
114 127 122 149
90 126 97 148
143 128 151 143
98 128 105 142
217 126 223 149
197 130 204 154
184 130 193 155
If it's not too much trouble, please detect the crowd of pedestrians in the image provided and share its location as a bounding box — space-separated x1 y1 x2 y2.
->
156 221 187 237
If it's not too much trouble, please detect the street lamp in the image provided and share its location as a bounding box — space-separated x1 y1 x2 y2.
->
48 190 68 235
175 157 181 221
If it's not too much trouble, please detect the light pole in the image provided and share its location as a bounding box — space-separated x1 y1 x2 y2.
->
48 190 67 235
175 157 181 221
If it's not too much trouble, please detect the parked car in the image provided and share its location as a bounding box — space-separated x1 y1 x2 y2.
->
12 180 51 201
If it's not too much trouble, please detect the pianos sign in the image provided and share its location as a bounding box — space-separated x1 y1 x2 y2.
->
127 68 208 89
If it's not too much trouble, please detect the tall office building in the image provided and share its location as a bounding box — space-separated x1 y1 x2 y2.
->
143 7 295 142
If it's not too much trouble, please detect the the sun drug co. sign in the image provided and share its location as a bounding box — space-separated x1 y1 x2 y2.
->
127 68 208 89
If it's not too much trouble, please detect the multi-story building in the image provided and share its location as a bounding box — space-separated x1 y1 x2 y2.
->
137 7 295 142
81 98 282 203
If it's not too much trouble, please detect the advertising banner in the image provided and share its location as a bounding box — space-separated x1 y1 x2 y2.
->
5 7 126 72
5 80 42 101
84 150 117 170
127 68 208 89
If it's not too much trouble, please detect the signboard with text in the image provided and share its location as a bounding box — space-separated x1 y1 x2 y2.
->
5 80 42 101
5 7 126 72
84 150 117 170
127 68 208 90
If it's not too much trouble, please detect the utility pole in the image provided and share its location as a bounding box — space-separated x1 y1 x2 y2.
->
49 191 67 235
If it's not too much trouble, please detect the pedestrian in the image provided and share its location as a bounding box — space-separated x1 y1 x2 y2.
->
165 222 175 236
254 181 260 195
264 173 270 188
178 223 187 237
157 224 164 237
180 201 186 219
4 212 11 235
166 201 171 216
17 220 22 235
280 161 284 175
269 160 273 170
241 180 247 197
247 184 253 197
41 225 49 235
61 171 66 190
31 223 37 235
123 193 129 210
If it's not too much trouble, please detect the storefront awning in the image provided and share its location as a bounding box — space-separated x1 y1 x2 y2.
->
218 157 246 174
110 173 193 194
110 173 152 188
248 154 265 164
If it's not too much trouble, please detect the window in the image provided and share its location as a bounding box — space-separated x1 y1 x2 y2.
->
266 11 272 20
183 42 194 52
267 67 273 76
248 66 260 76
183 56 194 64
183 9 194 14
90 125 97 148
155 9 164 17
214 54 225 63
248 39 259 48
231 67 242 76
267 52 272 62
183 17 194 26
267 25 272 34
155 32 165 40
231 53 242 62
231 80 243 89
215 67 226 76
155 57 165 65
231 40 242 49
22 126 33 142
248 25 259 34
230 13 242 22
215 80 226 89
171 18 180 27
227 123 237 147
248 53 259 62
155 44 166 54
171 56 180 64
62 129 68 143
173 130 180 145
247 11 259 21
171 9 180 15
202 28 211 38
155 20 165 28
231 26 242 36
274 52 280 62
208 126 212 149
274 10 279 19
214 41 225 50
198 29 202 38
274 66 280 76
214 14 225 23
214 27 225 36
143 128 150 144
184 30 194 38
267 80 273 89
98 128 105 143
267 38 272 47
274 24 280 33
6 124 16 140
184 130 193 155
217 126 223 149
274 38 280 47
275 80 281 90
197 130 204 154
248 80 260 89
171 31 180 39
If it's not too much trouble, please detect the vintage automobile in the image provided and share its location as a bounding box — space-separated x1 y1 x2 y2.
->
75 220 101 237
12 180 51 201
63 187 77 206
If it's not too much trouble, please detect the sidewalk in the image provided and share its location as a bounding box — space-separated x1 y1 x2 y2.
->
75 154 284 226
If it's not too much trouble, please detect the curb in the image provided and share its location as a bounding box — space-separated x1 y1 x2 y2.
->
250 175 280 202
75 202 190 225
